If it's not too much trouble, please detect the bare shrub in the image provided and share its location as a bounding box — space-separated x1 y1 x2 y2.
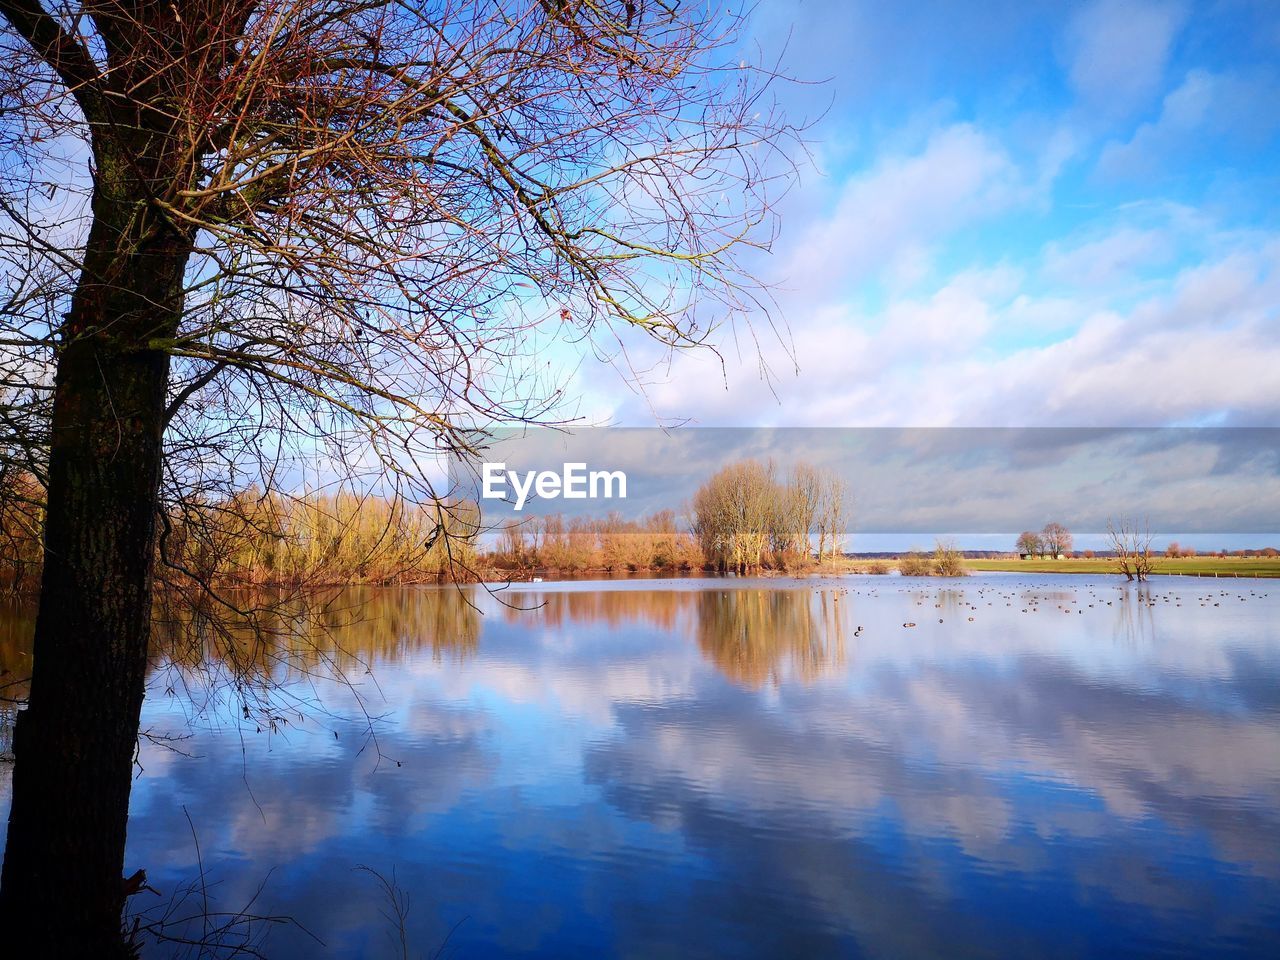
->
897 551 932 576
931 540 967 577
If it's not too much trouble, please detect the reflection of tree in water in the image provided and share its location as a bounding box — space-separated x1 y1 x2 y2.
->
502 588 689 632
696 588 846 687
151 587 480 692
0 587 483 744
500 586 847 688
1112 583 1157 647
908 588 972 619
335 586 482 665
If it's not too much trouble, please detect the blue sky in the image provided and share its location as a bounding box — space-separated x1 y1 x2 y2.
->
565 0 1280 428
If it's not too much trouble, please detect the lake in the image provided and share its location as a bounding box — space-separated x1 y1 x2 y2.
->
2 574 1279 958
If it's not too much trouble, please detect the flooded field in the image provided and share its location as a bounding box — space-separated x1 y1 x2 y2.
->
2 574 1279 958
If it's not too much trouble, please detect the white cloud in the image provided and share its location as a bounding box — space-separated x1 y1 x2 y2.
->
780 124 1028 297
1063 0 1190 120
1042 227 1173 289
1097 69 1280 178
591 223 1280 429
894 239 1280 426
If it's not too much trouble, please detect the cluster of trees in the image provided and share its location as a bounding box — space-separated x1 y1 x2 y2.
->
1013 531 1280 566
490 511 701 573
1016 522 1073 558
691 461 848 574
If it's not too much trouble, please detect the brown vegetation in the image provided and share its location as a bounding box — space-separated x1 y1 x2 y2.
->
897 551 933 576
489 510 700 574
898 539 967 577
0 483 482 591
691 460 847 574
165 490 481 586
1016 530 1043 557
0 469 42 594
1041 522 1073 557
931 540 967 577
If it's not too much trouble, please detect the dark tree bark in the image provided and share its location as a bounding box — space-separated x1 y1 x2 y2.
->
0 126 194 954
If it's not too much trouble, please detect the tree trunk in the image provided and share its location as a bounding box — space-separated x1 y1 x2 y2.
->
0 157 189 952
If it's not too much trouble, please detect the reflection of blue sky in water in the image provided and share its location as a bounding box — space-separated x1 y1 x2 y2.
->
4 576 1278 957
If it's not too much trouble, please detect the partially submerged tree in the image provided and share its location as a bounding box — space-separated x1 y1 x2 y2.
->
1107 518 1154 582
897 539 964 577
0 0 795 951
931 538 966 577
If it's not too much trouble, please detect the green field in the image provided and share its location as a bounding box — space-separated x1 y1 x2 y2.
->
961 556 1280 578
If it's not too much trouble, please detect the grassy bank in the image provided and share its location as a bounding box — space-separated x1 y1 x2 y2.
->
962 557 1280 578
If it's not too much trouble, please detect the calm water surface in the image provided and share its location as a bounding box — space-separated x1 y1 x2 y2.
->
2 574 1279 958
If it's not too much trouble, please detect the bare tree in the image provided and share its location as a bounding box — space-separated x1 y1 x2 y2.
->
1015 530 1042 557
784 462 821 559
0 1 796 952
770 462 844 567
691 459 776 574
1041 521 1072 558
1107 517 1154 582
816 471 847 560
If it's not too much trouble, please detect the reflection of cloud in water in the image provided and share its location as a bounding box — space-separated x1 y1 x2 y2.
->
583 664 1280 953
3 577 1279 957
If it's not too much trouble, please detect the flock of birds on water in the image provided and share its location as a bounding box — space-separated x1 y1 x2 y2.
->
810 578 1269 631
